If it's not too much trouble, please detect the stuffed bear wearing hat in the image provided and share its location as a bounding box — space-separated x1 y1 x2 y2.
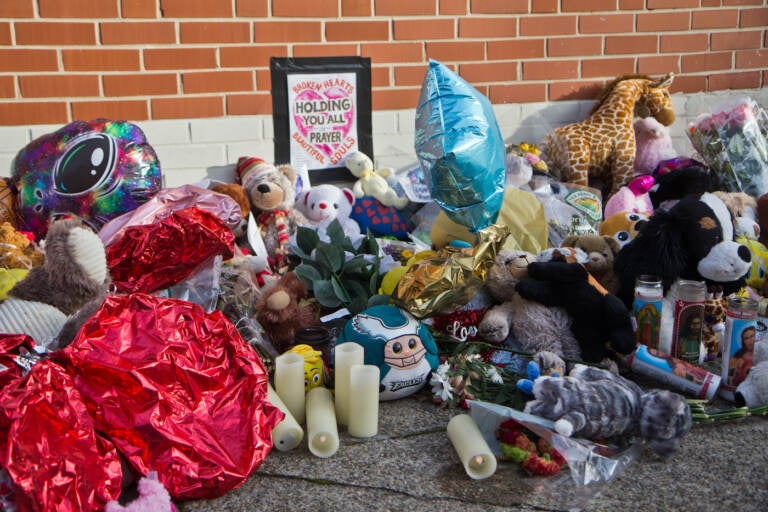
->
344 151 409 209
0 217 109 350
519 362 692 457
478 249 582 361
236 157 309 273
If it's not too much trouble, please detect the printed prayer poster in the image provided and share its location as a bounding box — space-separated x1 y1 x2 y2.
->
287 72 358 171
271 57 373 183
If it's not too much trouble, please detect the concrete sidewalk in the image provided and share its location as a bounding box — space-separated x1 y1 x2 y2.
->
180 391 767 512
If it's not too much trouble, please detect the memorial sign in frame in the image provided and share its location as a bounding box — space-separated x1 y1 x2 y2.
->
271 56 373 183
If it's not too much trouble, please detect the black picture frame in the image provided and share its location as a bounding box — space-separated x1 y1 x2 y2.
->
270 56 372 183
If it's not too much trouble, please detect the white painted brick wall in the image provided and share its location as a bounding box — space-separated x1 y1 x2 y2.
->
1 88 766 189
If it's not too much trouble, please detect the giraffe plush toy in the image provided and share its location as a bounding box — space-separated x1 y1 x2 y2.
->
542 73 675 198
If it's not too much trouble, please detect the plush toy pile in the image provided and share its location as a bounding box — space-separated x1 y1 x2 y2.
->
1 66 767 510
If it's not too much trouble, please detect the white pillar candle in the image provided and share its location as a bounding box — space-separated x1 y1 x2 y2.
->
267 383 304 452
333 342 364 426
347 364 380 438
305 387 339 458
274 352 306 425
446 414 497 480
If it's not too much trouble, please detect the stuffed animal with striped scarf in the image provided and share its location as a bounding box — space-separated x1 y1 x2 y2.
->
236 157 309 274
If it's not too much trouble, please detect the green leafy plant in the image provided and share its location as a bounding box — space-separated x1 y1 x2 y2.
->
290 220 389 315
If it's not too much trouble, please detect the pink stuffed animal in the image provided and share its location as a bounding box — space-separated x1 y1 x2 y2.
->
105 472 176 512
634 117 677 175
603 174 655 219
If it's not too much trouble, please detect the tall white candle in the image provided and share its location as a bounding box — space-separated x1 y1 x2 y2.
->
305 387 339 458
267 383 304 452
333 342 364 426
347 364 380 438
446 414 497 480
274 352 306 425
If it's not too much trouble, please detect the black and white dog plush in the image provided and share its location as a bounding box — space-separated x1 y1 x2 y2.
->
615 192 751 307
615 192 751 353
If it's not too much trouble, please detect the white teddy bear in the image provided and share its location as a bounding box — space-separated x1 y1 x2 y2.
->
299 184 361 239
344 151 409 209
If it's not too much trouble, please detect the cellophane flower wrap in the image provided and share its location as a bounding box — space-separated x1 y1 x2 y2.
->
0 359 123 512
106 206 235 294
57 293 283 500
467 400 641 510
688 97 768 196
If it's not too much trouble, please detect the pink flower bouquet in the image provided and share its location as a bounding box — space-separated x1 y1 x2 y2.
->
688 97 768 197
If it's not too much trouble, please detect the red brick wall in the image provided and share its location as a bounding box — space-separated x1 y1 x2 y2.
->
0 0 765 126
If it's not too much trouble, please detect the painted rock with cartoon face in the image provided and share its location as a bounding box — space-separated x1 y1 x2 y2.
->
11 119 162 240
336 305 439 400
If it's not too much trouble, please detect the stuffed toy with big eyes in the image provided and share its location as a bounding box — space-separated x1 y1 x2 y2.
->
599 211 649 249
11 119 162 241
335 305 439 400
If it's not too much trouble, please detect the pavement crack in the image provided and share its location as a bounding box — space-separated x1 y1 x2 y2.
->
256 472 563 511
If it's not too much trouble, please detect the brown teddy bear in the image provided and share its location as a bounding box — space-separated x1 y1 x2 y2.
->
0 221 44 270
477 249 582 363
560 234 621 295
235 157 310 274
255 271 318 354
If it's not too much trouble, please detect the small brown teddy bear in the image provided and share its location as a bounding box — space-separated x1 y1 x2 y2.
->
560 234 621 295
0 221 44 269
478 249 582 362
255 272 318 354
235 157 310 273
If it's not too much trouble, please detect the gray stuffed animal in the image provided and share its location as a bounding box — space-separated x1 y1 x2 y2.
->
522 363 692 457
478 249 582 362
0 217 109 350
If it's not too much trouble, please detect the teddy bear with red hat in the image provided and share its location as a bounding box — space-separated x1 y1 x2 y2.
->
235 157 309 274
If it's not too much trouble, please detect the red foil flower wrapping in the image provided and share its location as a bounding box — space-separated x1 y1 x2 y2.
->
58 293 283 500
0 359 123 512
107 206 235 294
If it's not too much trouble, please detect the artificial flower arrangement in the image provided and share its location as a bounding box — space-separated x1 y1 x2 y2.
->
497 417 567 476
688 97 768 197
